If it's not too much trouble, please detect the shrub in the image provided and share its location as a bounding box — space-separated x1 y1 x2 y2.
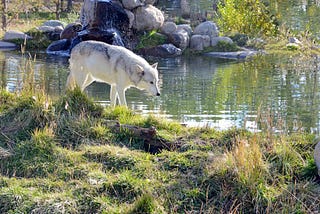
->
135 30 167 50
217 0 278 36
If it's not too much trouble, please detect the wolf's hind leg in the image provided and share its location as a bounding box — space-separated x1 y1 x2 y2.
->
73 73 93 91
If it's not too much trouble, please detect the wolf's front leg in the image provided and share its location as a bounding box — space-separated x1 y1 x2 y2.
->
117 86 127 106
110 85 118 107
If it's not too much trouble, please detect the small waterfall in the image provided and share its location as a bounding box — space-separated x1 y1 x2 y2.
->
47 0 129 56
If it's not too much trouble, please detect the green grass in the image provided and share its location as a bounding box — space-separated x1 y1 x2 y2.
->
135 30 167 50
0 88 319 213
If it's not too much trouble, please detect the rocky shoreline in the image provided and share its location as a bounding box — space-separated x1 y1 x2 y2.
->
0 0 262 60
0 41 17 50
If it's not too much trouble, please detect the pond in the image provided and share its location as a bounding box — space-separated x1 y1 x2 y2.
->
1 50 320 134
1 0 320 134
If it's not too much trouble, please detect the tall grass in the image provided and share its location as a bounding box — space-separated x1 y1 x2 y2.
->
0 52 319 213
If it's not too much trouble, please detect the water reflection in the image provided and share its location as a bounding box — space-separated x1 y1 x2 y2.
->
0 51 69 95
0 51 320 134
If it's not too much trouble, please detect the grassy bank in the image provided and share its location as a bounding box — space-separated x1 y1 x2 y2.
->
0 88 319 213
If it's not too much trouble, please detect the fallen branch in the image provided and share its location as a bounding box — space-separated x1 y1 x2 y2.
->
104 120 178 153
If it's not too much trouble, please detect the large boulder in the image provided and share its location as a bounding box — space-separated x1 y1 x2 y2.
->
0 41 17 50
193 21 219 38
133 5 164 31
168 28 190 50
137 43 182 57
60 22 82 40
190 34 210 51
144 0 158 5
38 20 65 41
211 36 233 47
47 39 71 52
121 0 143 10
38 26 63 41
161 22 177 35
177 24 192 36
42 20 65 28
3 30 32 41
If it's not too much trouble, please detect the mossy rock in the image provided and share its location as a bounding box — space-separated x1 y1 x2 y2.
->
9 28 52 50
212 40 240 52
230 33 249 47
135 30 167 50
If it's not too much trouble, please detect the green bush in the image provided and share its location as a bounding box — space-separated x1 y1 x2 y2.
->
135 30 167 50
217 0 278 36
213 40 240 52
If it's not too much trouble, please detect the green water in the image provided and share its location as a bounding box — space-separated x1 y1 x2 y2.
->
1 51 319 133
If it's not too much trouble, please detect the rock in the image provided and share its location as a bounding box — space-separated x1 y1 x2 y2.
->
38 25 56 32
314 141 320 176
60 22 82 40
137 43 182 57
190 34 210 51
204 50 260 60
177 24 192 36
121 0 143 10
0 41 17 50
46 39 71 54
193 21 219 38
125 9 135 29
3 30 32 41
44 27 63 41
133 5 164 31
144 0 158 5
289 37 302 44
161 22 177 35
168 29 190 50
38 25 63 41
211 37 233 47
54 26 64 32
42 20 65 28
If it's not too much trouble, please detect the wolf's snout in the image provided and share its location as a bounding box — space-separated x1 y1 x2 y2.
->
156 92 160 96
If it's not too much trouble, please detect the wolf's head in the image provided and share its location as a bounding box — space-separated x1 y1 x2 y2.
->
133 63 161 96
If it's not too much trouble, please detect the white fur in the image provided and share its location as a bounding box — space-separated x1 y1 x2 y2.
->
67 40 160 106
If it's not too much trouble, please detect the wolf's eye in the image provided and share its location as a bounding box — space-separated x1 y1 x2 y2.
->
150 81 154 84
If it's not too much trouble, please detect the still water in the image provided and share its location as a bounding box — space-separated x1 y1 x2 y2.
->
1 0 320 133
1 51 319 134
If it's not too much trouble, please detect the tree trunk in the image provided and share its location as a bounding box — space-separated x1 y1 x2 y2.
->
0 57 6 89
67 0 73 12
1 0 7 31
60 0 64 12
55 0 60 20
105 120 178 153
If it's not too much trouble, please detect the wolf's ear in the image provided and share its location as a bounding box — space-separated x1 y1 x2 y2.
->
136 65 145 76
151 63 158 69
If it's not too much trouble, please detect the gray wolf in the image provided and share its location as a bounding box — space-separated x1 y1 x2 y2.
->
66 40 160 106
